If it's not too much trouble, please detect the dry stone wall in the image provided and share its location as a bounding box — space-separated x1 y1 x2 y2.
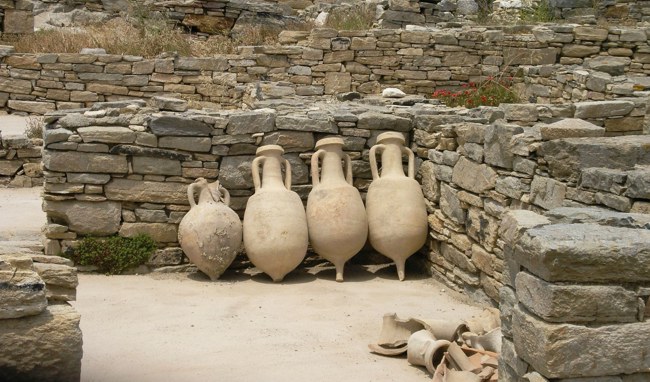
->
498 208 650 381
0 130 44 187
1 25 650 114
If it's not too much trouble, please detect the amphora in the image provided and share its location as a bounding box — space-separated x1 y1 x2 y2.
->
243 145 308 282
366 132 428 280
178 178 242 281
306 137 368 282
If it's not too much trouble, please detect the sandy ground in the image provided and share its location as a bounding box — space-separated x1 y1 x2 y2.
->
0 187 484 381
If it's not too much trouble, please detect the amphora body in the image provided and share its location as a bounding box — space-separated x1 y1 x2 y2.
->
306 137 368 282
366 132 428 280
243 145 308 282
178 178 242 280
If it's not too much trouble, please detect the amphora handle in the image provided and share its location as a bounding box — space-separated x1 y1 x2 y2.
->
252 157 265 193
283 159 292 190
187 182 200 208
402 146 416 179
369 144 385 180
344 153 353 185
310 149 325 187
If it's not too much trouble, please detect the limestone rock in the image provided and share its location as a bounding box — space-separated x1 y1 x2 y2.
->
226 109 275 135
218 155 256 190
539 118 604 141
43 200 121 235
574 100 635 119
43 151 128 174
77 126 136 144
451 157 497 194
584 56 631 76
484 121 523 169
119 223 179 243
357 112 411 132
545 207 650 229
149 115 212 136
513 305 650 378
515 272 639 323
150 96 188 112
275 114 337 133
0 303 82 382
262 131 314 152
625 168 650 199
105 179 189 205
132 157 181 176
0 255 47 319
529 176 566 210
440 183 465 224
515 223 650 283
32 263 77 302
0 160 22 176
382 87 406 98
580 167 626 193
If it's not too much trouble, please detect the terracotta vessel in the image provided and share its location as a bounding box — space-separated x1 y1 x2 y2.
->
243 145 308 282
178 178 242 281
366 132 428 280
406 330 450 374
306 137 368 282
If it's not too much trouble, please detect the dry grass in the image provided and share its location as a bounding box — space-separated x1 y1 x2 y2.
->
25 116 43 139
325 3 376 30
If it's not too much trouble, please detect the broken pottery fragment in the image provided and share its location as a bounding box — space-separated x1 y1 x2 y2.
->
243 145 308 282
366 132 428 280
461 328 502 353
406 329 451 374
178 178 242 281
306 137 368 282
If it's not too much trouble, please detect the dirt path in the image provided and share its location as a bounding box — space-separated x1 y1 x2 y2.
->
72 268 483 382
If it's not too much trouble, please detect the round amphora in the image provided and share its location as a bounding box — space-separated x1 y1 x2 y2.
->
366 132 428 281
243 145 308 282
178 178 242 281
306 137 368 282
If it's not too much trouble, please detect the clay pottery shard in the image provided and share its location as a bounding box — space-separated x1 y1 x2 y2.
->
444 370 481 382
367 342 408 356
418 319 469 342
178 178 243 281
375 312 427 347
243 145 308 282
307 137 368 282
462 328 502 353
464 308 501 335
447 342 481 373
406 330 451 374
366 132 428 281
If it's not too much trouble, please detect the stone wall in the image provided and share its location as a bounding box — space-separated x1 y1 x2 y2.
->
0 130 43 187
0 249 82 380
414 104 650 305
0 0 34 34
550 0 650 24
1 25 650 114
498 208 650 381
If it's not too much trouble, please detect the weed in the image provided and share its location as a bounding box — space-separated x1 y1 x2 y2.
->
67 234 157 275
25 116 43 139
432 76 519 108
520 0 555 23
325 3 376 30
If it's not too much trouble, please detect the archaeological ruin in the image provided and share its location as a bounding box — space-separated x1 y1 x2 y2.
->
1 0 649 380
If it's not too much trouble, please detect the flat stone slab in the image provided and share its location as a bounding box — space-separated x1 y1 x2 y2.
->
539 118 604 141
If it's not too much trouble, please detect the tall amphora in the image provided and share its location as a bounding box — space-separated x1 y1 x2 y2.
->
243 145 308 282
366 132 427 281
306 137 368 282
178 178 242 281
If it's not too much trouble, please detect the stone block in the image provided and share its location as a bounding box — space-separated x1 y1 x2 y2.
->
466 207 498 249
175 57 228 71
574 26 608 41
451 157 497 194
574 101 635 119
625 169 650 199
43 151 128 174
119 223 178 243
109 145 191 161
3 9 34 34
0 160 22 176
516 272 639 323
357 112 411 132
539 136 650 183
0 304 82 382
418 161 439 203
440 183 465 225
149 115 212 136
324 72 351 95
218 155 255 190
545 207 650 229
226 109 275 135
32 263 77 302
77 126 136 144
262 131 314 152
158 137 212 152
496 176 529 200
515 223 650 283
562 45 600 58
580 167 626 193
43 200 121 235
105 179 188 205
584 56 631 76
7 100 55 114
513 305 650 378
503 47 557 65
275 115 338 133
440 242 476 273
132 157 181 176
484 121 523 169
529 176 566 210
0 256 46 319
540 118 605 141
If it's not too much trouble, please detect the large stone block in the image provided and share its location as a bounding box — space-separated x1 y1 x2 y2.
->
625 168 650 199
8 100 55 114
104 179 188 204
484 121 523 169
149 115 212 136
574 101 635 119
539 136 650 183
540 118 604 141
515 223 650 283
0 77 32 94
3 9 34 34
175 57 229 71
0 303 82 382
43 151 128 174
357 112 411 132
0 160 22 176
261 131 314 152
451 157 497 194
158 137 212 152
226 109 275 135
275 114 338 133
440 183 465 224
43 200 121 235
515 272 639 323
513 305 650 378
529 176 566 210
0 255 47 319
545 207 650 229
324 72 351 95
132 157 181 176
77 126 136 144
503 47 557 65
32 263 77 302
119 222 178 243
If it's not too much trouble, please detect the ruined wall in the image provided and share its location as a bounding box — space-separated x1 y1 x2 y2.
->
0 130 43 187
498 208 650 381
1 25 649 114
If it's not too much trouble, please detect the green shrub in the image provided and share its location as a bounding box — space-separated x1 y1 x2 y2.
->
69 234 157 275
520 0 555 23
432 76 519 108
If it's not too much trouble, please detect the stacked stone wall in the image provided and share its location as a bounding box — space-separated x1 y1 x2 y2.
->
0 129 43 187
498 208 650 381
1 25 649 114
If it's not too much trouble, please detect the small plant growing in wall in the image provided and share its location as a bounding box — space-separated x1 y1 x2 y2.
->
432 76 519 108
68 234 157 275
